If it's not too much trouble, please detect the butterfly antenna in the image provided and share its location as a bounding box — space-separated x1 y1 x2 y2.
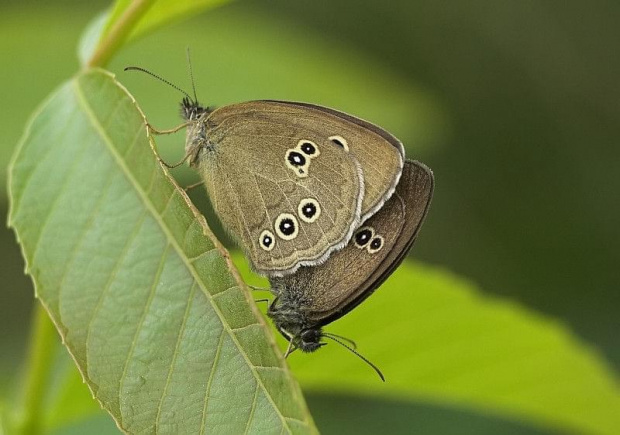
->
321 332 357 349
186 47 199 104
124 66 193 101
322 335 385 382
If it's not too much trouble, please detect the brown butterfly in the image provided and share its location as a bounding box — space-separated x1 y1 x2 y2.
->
267 160 434 380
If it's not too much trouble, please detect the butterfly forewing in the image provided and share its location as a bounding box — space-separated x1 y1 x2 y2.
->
198 102 365 276
262 101 405 222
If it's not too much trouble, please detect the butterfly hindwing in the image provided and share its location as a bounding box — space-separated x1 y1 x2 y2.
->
269 160 434 323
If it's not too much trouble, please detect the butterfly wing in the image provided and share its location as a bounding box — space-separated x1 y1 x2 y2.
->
198 101 365 276
270 160 434 324
262 101 405 222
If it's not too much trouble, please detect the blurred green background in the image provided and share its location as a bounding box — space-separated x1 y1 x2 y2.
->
1 0 618 433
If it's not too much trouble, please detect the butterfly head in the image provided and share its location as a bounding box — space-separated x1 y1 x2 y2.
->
266 295 324 353
293 327 326 353
267 292 385 380
180 97 212 121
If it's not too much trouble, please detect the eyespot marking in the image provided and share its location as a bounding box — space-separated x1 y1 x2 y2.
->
329 135 349 152
287 150 306 166
286 150 309 177
298 198 321 223
354 226 374 248
367 235 384 253
259 230 276 251
298 140 319 157
275 213 299 240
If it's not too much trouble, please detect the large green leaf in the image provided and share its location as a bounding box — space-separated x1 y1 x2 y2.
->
8 69 315 434
238 257 620 435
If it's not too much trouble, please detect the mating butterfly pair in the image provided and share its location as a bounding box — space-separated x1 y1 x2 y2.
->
127 66 433 380
180 99 433 380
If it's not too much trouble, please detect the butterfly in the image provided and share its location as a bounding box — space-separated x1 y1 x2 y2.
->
267 160 433 379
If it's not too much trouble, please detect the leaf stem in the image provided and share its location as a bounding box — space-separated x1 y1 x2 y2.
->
14 304 58 435
86 0 156 68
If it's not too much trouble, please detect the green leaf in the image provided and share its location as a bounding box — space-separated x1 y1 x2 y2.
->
235 256 620 435
8 69 315 435
82 0 232 67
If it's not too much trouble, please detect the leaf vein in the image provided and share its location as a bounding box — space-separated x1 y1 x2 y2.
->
117 243 171 425
84 210 148 390
56 169 120 306
155 279 198 431
243 384 260 435
200 330 226 435
28 143 92 265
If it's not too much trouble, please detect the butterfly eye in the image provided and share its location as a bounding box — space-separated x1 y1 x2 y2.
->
367 235 384 254
275 213 299 240
298 198 321 223
298 140 319 157
300 328 321 343
259 230 276 251
329 135 349 152
354 227 374 248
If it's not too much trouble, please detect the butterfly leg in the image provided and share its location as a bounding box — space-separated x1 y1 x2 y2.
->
159 153 192 169
184 180 204 192
250 287 273 306
248 284 271 292
146 122 189 136
144 122 191 168
283 339 297 358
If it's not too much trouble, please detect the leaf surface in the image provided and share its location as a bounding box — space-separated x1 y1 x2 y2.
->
8 69 315 435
